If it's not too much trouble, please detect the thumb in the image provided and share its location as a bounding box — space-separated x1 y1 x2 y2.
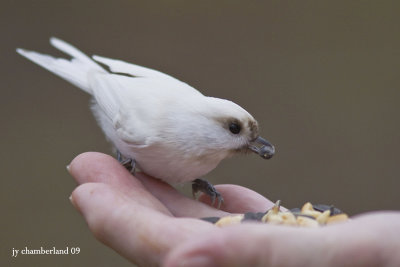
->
162 224 312 267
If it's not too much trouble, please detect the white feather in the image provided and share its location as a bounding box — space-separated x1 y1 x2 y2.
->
93 55 178 81
17 38 105 93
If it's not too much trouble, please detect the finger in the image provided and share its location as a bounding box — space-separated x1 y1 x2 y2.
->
165 212 400 267
68 152 137 190
69 152 228 218
68 152 171 215
198 184 276 213
164 224 321 267
71 183 214 266
135 173 229 218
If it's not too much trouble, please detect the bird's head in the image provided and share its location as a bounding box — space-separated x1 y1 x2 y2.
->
186 97 275 160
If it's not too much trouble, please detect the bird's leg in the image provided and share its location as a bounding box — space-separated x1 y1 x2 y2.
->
192 178 224 209
117 150 123 162
117 150 137 175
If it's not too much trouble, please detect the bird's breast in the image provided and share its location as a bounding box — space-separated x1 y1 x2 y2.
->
120 144 226 184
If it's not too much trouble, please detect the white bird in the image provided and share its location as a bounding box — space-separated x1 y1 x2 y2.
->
17 38 275 206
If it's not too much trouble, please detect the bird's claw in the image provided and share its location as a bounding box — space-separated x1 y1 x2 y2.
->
192 178 224 209
117 150 136 175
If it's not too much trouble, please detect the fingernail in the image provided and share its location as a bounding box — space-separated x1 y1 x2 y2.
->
69 194 77 209
66 164 71 173
179 256 216 267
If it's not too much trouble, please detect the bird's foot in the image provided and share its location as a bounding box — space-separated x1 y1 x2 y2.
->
117 150 136 175
192 178 224 209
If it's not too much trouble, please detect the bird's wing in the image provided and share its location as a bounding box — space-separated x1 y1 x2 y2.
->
93 55 181 82
88 53 206 146
89 73 188 146
92 54 203 95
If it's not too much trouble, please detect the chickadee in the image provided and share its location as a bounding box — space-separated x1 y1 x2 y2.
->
17 38 275 207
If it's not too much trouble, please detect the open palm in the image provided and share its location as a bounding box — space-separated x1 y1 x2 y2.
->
69 152 400 267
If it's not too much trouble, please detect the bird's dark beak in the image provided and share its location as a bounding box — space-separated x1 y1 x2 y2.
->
248 136 275 159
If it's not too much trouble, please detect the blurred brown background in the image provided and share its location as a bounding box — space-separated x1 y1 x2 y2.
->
2 1 400 266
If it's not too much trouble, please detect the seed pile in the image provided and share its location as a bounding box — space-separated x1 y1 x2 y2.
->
202 200 349 227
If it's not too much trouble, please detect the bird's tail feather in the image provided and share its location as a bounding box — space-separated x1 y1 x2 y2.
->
16 37 105 94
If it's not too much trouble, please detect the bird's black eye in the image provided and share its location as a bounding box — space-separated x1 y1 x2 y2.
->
229 122 241 134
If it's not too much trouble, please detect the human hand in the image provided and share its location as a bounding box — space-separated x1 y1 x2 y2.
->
68 152 400 267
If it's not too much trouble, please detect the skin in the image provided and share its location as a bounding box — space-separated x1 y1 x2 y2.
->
69 152 400 267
